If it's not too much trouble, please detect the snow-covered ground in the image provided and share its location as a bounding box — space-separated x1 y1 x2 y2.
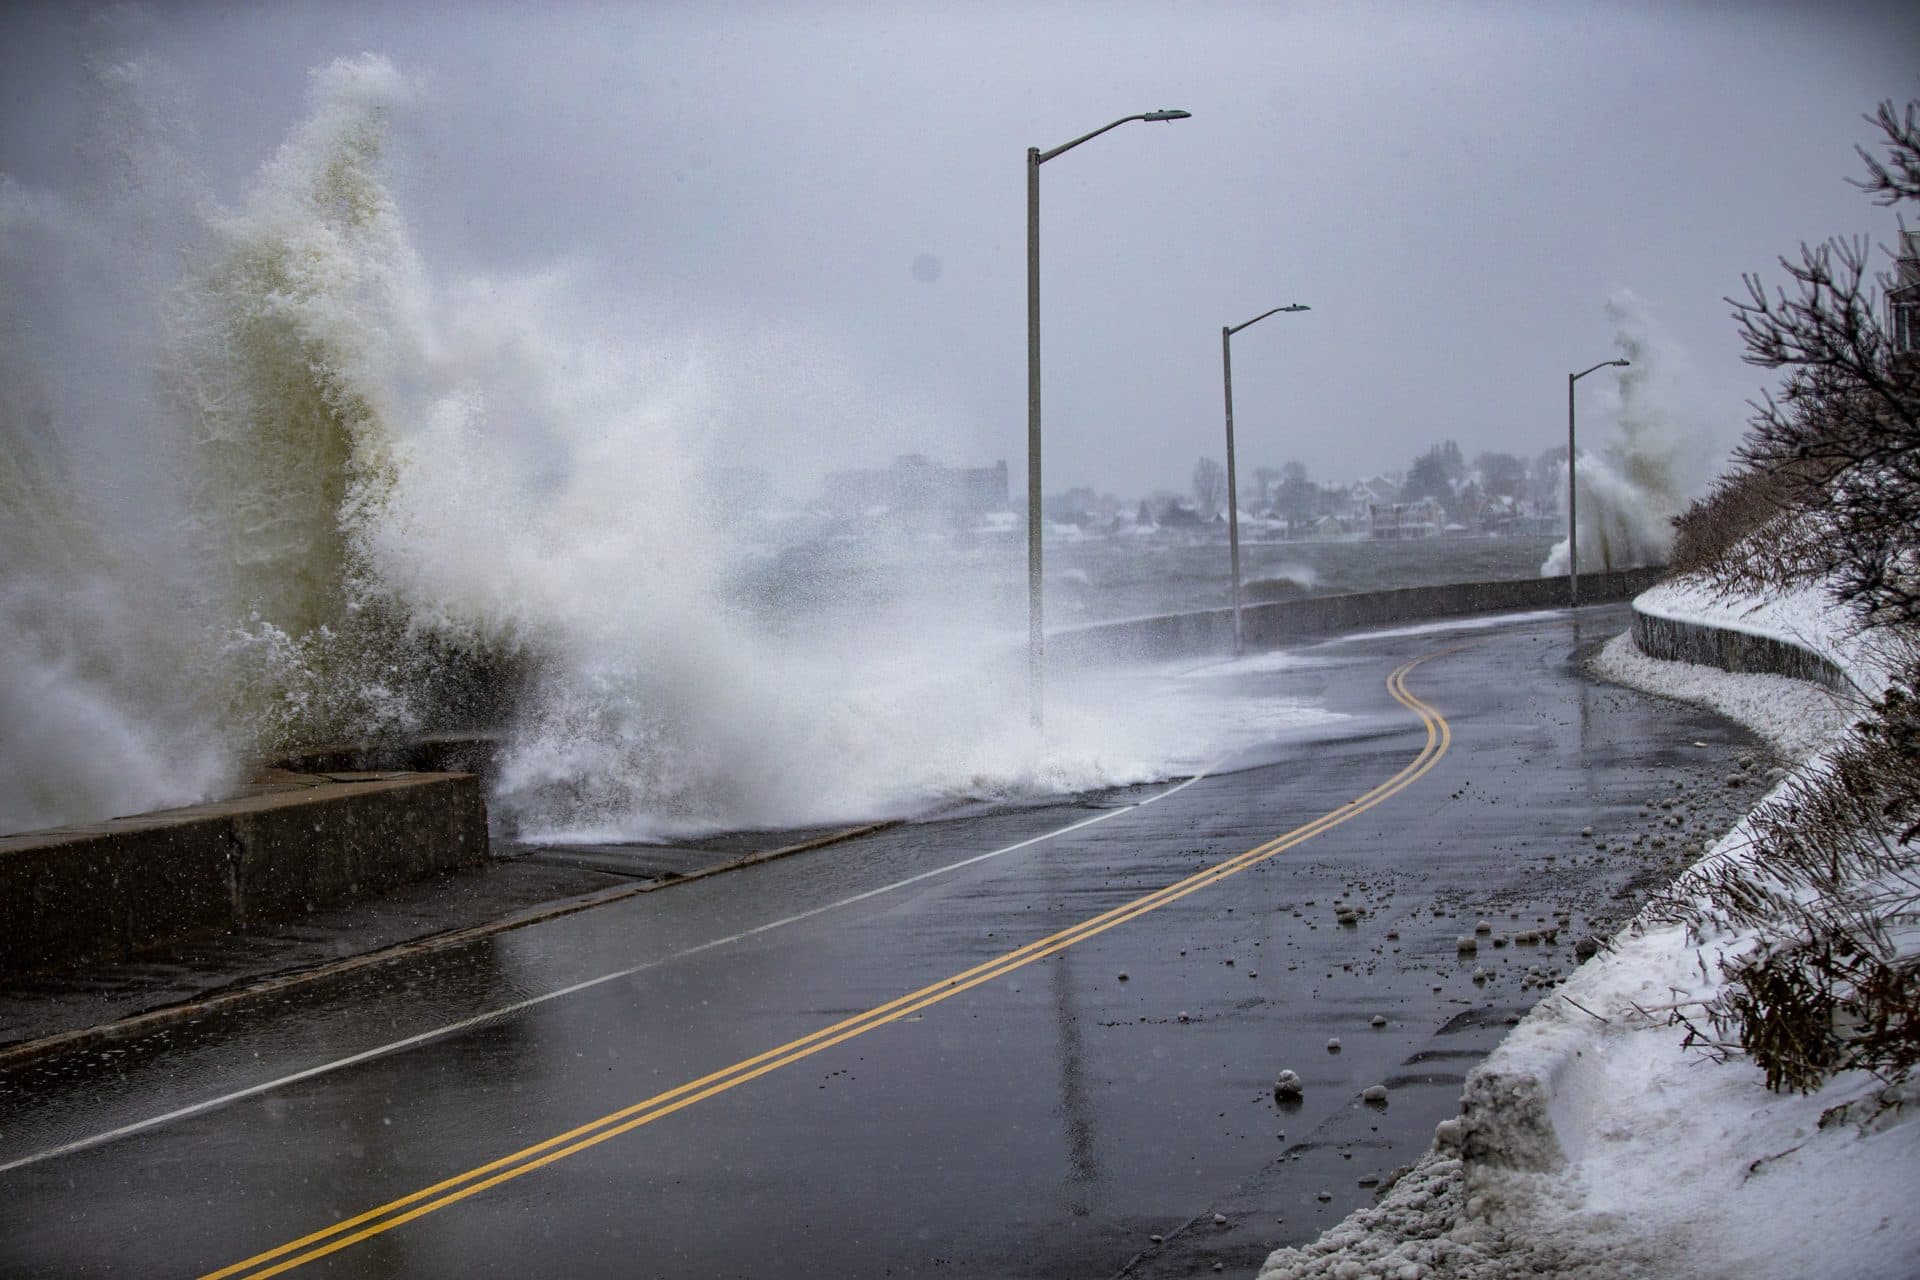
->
1255 581 1919 1280
1589 633 1848 761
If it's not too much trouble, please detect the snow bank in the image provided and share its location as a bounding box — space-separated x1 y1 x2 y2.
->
1257 581 1920 1280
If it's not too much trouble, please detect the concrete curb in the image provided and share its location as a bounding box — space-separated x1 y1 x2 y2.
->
0 773 487 975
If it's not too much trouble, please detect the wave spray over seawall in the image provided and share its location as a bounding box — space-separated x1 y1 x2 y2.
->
1542 290 1713 578
0 48 233 834
2 51 1289 841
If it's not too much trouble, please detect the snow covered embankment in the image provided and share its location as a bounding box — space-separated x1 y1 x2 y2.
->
1255 581 1918 1280
1630 578 1874 698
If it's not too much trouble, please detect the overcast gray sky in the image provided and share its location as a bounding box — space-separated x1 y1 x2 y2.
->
4 0 1916 500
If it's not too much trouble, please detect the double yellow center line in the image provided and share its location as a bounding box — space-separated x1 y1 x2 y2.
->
206 653 1451 1279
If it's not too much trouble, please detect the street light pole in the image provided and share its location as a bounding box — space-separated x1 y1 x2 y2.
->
1026 109 1190 728
1027 145 1042 724
1566 358 1630 607
1222 304 1309 654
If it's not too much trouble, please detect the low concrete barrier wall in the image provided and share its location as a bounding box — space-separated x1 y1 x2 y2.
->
1050 566 1666 666
0 773 486 975
1629 605 1856 695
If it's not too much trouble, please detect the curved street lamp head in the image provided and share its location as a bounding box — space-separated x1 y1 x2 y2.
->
1571 358 1631 382
1035 109 1193 163
1227 302 1311 334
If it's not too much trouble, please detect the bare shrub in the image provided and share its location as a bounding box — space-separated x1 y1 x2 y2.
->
1651 658 1920 1093
1728 99 1920 628
1666 465 1781 578
1644 99 1920 1099
1664 464 1834 592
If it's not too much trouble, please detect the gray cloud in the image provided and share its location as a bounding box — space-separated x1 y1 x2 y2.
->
4 0 1915 499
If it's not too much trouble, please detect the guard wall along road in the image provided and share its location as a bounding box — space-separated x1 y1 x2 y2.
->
0 772 486 975
1049 567 1665 665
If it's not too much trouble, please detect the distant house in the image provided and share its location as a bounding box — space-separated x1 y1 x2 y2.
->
1334 475 1399 523
1472 493 1558 537
1157 499 1203 527
1891 228 1919 357
1368 498 1442 540
1311 513 1356 538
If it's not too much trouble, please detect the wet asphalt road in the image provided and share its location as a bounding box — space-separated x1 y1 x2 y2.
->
0 606 1769 1279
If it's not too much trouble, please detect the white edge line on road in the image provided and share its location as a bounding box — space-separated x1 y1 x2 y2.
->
0 770 1211 1176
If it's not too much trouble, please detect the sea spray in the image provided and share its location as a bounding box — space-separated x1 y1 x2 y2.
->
131 53 1048 838
0 357 234 834
143 52 854 835
159 56 1219 840
0 53 235 835
164 56 439 752
1542 290 1715 577
3 46 1342 844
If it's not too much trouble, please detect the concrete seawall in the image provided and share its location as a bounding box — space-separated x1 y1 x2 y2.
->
0 772 486 975
1051 566 1666 666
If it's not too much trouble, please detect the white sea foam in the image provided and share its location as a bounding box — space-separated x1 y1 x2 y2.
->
1316 608 1565 646
1541 290 1720 577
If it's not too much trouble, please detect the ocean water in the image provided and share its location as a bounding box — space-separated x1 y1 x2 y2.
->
728 525 1566 645
1042 531 1563 625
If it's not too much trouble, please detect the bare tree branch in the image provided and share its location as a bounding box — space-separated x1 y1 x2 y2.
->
1851 99 1920 207
1717 98 1920 627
